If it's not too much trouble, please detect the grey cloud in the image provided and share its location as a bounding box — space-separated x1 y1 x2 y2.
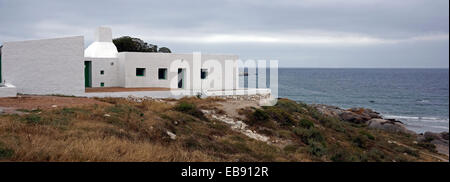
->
0 0 448 68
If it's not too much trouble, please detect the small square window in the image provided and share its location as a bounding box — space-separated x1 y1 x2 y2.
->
100 82 105 87
201 69 208 79
158 68 167 80
100 70 104 75
136 68 146 76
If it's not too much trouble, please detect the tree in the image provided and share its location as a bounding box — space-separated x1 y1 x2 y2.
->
112 36 158 52
158 47 171 53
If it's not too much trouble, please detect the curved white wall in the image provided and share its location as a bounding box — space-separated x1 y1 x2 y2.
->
84 27 118 58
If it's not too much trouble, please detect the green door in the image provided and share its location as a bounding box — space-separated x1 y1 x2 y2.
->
84 61 92 87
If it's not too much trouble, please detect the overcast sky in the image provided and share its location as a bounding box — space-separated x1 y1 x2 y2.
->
0 0 448 68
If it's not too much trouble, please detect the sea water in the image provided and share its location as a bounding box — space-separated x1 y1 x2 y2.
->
240 68 449 133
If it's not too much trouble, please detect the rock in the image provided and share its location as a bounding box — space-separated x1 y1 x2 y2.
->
386 118 404 124
348 107 381 120
367 119 415 134
314 105 381 123
419 131 449 156
51 105 57 108
339 111 367 123
314 105 344 117
104 114 111 117
166 131 177 140
441 132 449 141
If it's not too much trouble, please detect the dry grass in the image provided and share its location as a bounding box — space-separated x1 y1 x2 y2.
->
0 96 446 162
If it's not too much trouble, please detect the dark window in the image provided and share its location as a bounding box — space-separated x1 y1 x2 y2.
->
100 82 105 87
136 68 146 76
201 69 208 79
100 70 104 75
158 68 167 80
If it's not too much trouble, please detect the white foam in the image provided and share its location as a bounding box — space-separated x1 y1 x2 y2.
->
383 115 449 123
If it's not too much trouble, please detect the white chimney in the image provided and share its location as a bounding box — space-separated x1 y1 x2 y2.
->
84 26 118 58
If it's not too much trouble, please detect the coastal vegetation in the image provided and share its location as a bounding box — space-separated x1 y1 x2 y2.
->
0 96 447 162
113 36 171 53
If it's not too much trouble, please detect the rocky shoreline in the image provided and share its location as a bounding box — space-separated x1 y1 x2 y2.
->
313 104 449 156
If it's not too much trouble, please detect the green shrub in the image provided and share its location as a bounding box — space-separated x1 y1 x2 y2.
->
299 118 314 129
249 109 269 123
174 101 207 120
24 114 42 124
359 130 375 140
417 141 437 152
293 127 324 144
307 140 327 157
352 134 369 149
329 146 356 162
275 99 304 113
263 107 296 126
367 148 385 162
394 146 420 157
0 142 14 159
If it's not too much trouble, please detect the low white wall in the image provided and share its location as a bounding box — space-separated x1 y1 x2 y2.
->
0 83 17 97
80 88 271 99
2 36 85 95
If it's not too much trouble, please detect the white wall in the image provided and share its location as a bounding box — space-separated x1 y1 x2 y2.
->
87 57 120 87
118 52 239 91
2 36 85 95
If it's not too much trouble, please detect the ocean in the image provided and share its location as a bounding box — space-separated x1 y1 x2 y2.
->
240 68 449 134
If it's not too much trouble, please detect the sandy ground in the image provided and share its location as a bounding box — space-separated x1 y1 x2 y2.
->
0 95 108 114
85 87 171 92
216 100 260 119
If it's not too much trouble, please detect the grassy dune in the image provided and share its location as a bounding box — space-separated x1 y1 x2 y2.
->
0 97 445 162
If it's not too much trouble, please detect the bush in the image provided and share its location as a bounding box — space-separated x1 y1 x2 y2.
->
417 141 437 152
299 118 314 129
359 130 375 140
0 142 14 159
352 134 369 149
263 107 296 126
293 127 324 144
24 114 42 124
307 140 327 157
367 149 385 162
329 147 355 162
174 101 207 120
249 109 269 123
275 99 304 113
394 146 420 157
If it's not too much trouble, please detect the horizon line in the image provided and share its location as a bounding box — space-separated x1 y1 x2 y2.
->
240 67 450 69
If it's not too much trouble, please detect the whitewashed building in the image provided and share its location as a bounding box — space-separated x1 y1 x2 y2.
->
0 27 269 98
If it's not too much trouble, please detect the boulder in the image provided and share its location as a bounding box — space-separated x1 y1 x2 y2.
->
339 111 368 123
347 107 382 119
367 118 415 134
441 132 449 141
313 104 343 118
421 132 449 156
